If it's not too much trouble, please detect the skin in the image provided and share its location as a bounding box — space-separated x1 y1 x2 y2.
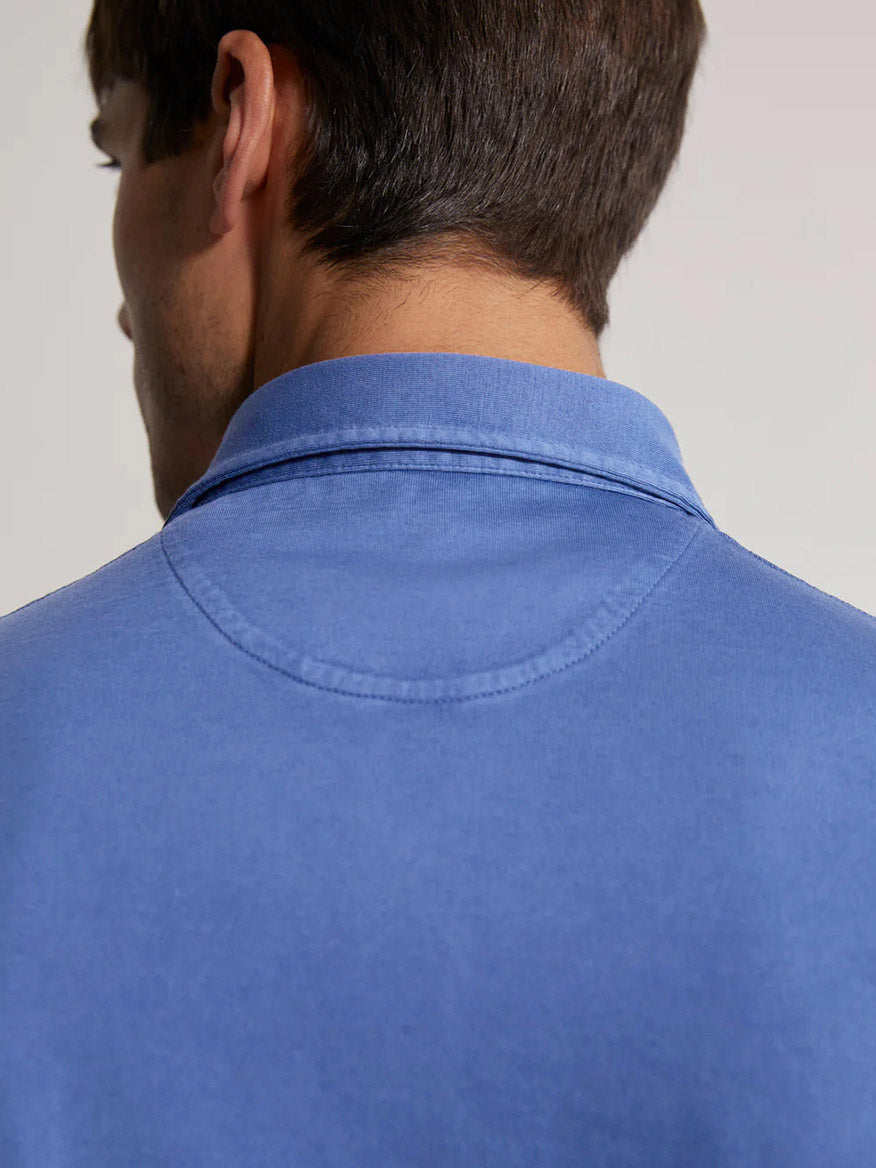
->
94 31 606 520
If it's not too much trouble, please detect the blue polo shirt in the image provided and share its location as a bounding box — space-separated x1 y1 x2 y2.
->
2 350 875 1166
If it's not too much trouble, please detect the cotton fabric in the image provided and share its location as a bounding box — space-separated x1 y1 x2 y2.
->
2 350 875 1166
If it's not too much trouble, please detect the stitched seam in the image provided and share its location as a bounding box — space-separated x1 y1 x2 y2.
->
715 531 876 626
0 543 149 623
199 427 678 494
169 437 712 527
194 459 685 515
159 521 707 703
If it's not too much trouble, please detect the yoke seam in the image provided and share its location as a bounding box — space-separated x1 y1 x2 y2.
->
158 520 708 704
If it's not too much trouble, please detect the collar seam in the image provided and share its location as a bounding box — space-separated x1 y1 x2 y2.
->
167 433 710 526
191 456 694 517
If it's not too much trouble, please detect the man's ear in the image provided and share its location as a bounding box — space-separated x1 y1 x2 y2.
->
208 30 274 235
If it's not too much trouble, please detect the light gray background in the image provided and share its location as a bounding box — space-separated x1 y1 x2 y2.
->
1 0 873 618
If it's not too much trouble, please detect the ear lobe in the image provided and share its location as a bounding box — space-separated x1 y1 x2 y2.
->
210 166 233 235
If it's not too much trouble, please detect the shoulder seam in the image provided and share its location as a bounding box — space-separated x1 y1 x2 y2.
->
713 529 876 627
0 540 158 624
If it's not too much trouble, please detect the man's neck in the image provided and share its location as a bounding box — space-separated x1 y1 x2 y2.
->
253 258 606 389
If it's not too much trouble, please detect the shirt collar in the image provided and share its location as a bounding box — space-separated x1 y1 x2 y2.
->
164 350 714 527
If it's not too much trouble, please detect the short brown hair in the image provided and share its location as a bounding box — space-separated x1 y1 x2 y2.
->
83 0 706 337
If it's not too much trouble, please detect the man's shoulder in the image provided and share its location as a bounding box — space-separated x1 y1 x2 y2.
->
0 532 179 673
1 515 873 695
694 523 875 632
680 523 876 700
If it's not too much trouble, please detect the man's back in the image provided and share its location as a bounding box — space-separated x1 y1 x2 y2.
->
2 351 875 1166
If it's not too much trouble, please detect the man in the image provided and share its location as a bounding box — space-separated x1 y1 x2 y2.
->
1 1 874 1164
